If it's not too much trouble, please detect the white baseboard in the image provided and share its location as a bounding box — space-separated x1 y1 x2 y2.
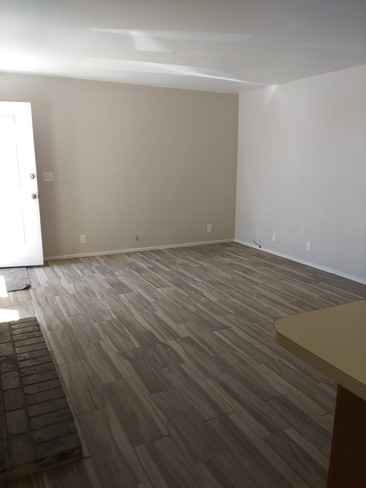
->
45 239 234 261
235 240 366 285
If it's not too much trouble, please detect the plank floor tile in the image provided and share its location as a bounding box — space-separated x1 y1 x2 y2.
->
1 243 365 487
77 407 148 487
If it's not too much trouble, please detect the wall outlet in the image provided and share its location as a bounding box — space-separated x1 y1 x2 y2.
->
80 234 87 244
207 224 213 233
272 232 277 242
305 240 312 252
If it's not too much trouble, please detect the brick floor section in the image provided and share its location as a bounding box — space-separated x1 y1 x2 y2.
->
0 318 82 482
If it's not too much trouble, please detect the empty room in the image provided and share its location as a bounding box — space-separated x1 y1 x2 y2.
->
0 1 366 487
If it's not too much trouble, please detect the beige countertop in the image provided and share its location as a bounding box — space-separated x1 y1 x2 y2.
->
274 300 366 401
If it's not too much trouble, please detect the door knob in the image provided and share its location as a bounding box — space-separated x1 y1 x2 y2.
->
31 193 37 199
29 173 35 179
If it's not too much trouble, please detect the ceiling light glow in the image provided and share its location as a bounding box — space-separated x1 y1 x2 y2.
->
0 50 45 72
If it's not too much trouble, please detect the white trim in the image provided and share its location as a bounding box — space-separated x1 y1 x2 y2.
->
45 239 234 261
235 240 366 285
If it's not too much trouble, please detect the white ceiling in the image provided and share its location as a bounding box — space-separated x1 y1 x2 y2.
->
1 0 366 94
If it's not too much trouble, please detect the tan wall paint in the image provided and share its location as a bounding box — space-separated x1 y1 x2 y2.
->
235 64 366 282
0 74 238 258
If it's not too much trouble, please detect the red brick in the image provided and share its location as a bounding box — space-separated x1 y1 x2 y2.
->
0 404 8 471
0 445 8 472
30 408 72 430
27 397 68 417
19 361 55 377
1 371 20 390
0 342 13 356
15 342 47 354
18 354 52 369
21 369 58 386
1 317 82 477
10 318 37 329
0 356 18 373
12 331 42 342
3 389 24 412
0 398 5 429
13 337 44 348
24 378 61 395
11 325 39 336
0 454 7 472
26 387 64 406
33 420 77 444
0 324 11 344
6 410 29 435
8 433 35 466
17 348 50 362
10 317 36 324
35 433 81 461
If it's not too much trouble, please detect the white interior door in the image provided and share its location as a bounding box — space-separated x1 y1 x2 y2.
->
0 102 43 267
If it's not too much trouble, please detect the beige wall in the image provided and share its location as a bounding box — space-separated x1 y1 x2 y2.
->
0 74 238 258
235 64 366 283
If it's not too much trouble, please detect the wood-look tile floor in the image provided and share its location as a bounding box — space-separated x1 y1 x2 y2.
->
1 243 365 488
